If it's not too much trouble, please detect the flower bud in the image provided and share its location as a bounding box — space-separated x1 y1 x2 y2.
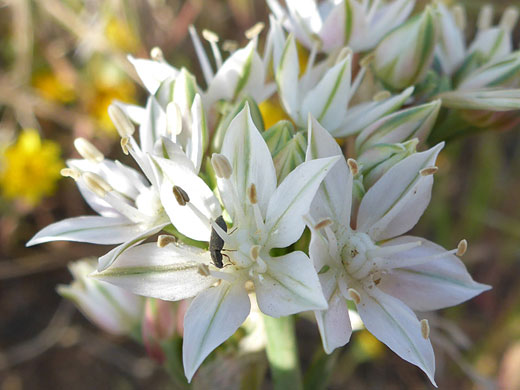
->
355 100 441 154
435 3 466 76
57 259 144 336
264 126 306 183
141 298 179 363
373 6 438 90
358 139 418 188
262 120 294 156
438 88 520 112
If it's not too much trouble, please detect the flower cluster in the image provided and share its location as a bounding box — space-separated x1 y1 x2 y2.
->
29 0 500 385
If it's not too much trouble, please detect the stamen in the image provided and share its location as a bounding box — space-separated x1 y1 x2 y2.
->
347 158 359 176
209 269 236 283
348 63 367 101
244 280 255 292
202 29 223 69
209 218 231 242
335 47 353 65
222 40 238 53
367 240 422 263
211 153 232 178
157 235 176 248
245 22 265 40
82 172 113 198
172 185 190 206
197 263 210 276
420 166 438 176
477 5 493 31
120 137 130 155
150 47 164 61
60 168 81 180
420 319 430 339
359 53 375 68
248 183 257 204
188 25 214 85
166 102 183 136
348 288 361 304
250 245 261 261
373 90 391 102
315 218 333 230
323 225 339 259
500 6 519 31
300 39 321 90
453 5 467 30
456 239 468 256
74 138 104 163
108 104 135 138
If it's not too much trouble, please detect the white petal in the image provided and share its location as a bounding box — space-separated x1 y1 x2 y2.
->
92 242 216 301
355 287 436 385
183 282 250 381
140 96 167 155
97 223 168 271
220 105 277 218
306 116 352 224
27 216 140 246
113 101 146 125
357 143 444 241
128 56 179 95
188 94 205 173
154 156 221 242
300 55 351 130
378 236 491 311
255 251 327 317
315 286 352 354
276 35 300 121
265 156 339 249
334 87 414 137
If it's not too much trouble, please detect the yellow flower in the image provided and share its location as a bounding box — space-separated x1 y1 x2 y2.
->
105 17 139 53
259 99 290 129
0 129 64 206
32 71 76 104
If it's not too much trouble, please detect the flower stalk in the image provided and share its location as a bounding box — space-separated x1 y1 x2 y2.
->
264 315 303 390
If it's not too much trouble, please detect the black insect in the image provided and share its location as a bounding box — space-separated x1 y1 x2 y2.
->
209 215 227 268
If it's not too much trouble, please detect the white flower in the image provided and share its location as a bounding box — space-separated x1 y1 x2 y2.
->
27 123 170 271
91 105 338 381
267 0 414 53
58 258 144 336
129 30 275 115
274 32 413 136
305 118 490 385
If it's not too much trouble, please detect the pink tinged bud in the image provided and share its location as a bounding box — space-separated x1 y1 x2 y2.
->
141 298 178 363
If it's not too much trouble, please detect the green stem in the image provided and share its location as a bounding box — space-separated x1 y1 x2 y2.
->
263 315 303 390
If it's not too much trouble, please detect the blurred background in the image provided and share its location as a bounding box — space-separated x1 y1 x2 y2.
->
1 0 520 389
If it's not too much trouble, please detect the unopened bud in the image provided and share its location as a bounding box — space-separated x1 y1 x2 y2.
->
83 172 112 197
108 104 135 138
245 22 265 39
150 47 164 61
420 166 438 176
456 239 468 256
172 185 190 206
61 168 81 180
348 288 361 304
211 153 232 179
74 138 104 163
157 235 176 248
248 183 257 204
420 319 430 339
